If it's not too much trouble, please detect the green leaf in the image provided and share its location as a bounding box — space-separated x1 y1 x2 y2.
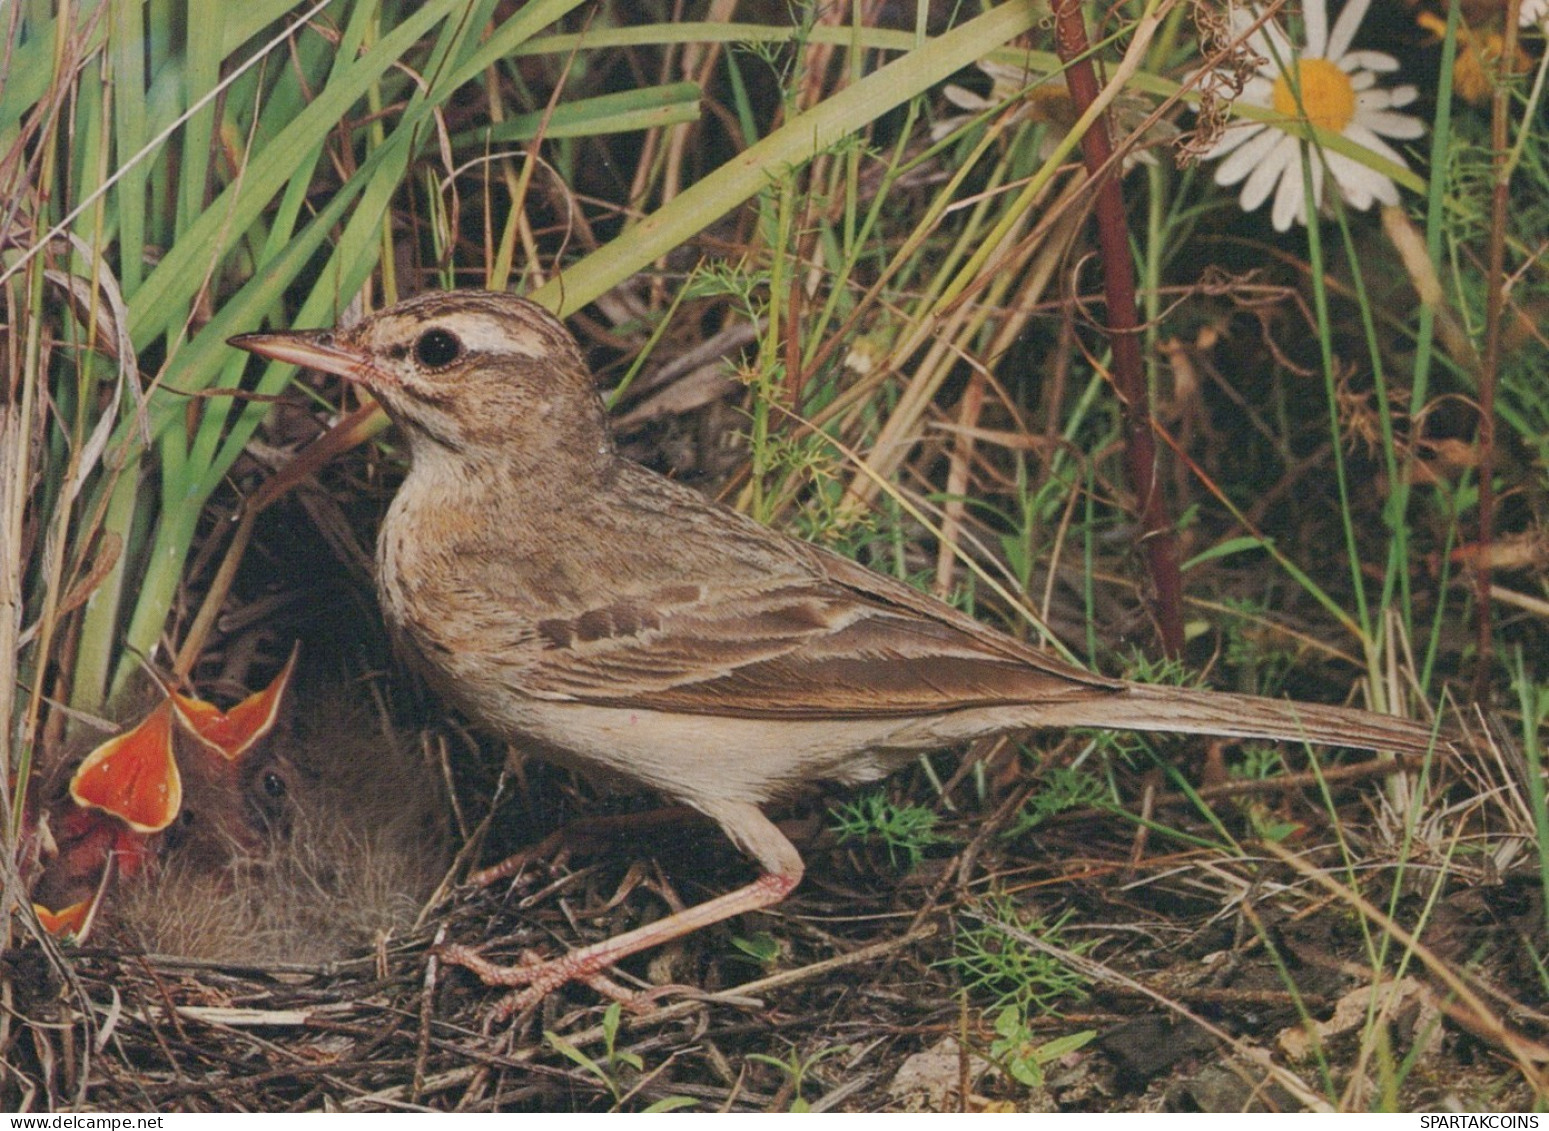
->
731 931 782 964
451 83 703 147
1181 535 1273 572
642 1097 699 1113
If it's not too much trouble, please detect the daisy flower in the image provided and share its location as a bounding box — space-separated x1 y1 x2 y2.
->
1202 0 1425 231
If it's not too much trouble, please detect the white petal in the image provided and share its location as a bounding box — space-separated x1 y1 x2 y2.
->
1214 123 1284 185
1341 181 1374 212
1328 0 1372 61
1353 87 1408 113
1305 0 1330 57
1205 72 1274 116
1358 109 1425 140
1325 150 1374 208
1240 75 1275 104
1271 156 1309 230
1252 18 1294 69
1345 121 1411 167
1240 16 1274 60
942 85 988 111
1331 154 1398 207
1241 135 1297 211
1204 121 1269 163
1341 50 1400 73
1350 71 1377 91
980 59 1035 87
1228 7 1260 37
1386 84 1419 108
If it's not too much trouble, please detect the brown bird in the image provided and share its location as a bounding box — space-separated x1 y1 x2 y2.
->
231 290 1444 1011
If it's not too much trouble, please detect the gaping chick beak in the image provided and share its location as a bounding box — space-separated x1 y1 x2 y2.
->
228 329 385 388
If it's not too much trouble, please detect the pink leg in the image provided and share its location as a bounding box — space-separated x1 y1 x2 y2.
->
442 871 799 1017
442 800 804 1017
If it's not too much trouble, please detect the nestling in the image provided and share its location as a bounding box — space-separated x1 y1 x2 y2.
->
231 290 1443 1012
111 695 449 966
31 662 448 964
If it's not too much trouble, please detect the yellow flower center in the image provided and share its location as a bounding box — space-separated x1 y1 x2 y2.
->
1270 57 1357 132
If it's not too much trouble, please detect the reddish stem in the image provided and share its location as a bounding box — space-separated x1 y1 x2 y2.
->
1052 0 1184 657
1473 3 1522 698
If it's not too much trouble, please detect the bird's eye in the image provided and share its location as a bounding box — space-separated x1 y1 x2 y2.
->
261 771 287 800
414 328 463 368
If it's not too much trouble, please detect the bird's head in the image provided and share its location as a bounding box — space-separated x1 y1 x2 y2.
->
231 290 612 469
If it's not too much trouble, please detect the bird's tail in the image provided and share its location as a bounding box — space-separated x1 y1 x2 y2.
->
1029 682 1446 756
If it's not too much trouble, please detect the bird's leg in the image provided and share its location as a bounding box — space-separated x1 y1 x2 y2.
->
441 871 799 1017
441 801 804 1018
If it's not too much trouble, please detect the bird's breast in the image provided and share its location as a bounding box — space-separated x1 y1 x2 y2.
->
376 487 589 732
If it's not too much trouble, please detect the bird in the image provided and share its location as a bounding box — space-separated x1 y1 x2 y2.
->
229 289 1446 1012
29 658 301 933
31 662 449 964
111 696 451 966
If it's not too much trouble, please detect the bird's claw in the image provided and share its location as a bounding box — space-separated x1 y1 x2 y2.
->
438 941 675 1022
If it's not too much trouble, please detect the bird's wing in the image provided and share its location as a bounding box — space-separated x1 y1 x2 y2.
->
516 555 1122 720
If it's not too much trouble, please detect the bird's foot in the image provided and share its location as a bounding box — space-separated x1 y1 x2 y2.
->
438 942 680 1022
441 868 799 1023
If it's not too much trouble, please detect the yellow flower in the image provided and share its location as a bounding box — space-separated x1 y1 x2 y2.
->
1416 11 1534 105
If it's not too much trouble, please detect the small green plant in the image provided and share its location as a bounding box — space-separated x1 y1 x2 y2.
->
1118 650 1206 690
1232 743 1289 782
1230 746 1299 842
1219 596 1299 697
746 1043 849 1112
944 895 1091 1018
1242 803 1304 845
830 790 951 869
1005 765 1110 837
988 1006 1097 1089
544 1002 638 1107
730 930 784 970
544 1002 696 1112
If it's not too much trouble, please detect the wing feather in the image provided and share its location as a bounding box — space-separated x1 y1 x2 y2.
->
518 555 1121 719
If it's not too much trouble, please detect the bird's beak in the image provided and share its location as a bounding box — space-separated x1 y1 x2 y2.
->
228 329 386 387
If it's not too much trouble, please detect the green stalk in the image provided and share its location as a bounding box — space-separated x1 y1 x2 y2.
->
1303 191 1378 677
